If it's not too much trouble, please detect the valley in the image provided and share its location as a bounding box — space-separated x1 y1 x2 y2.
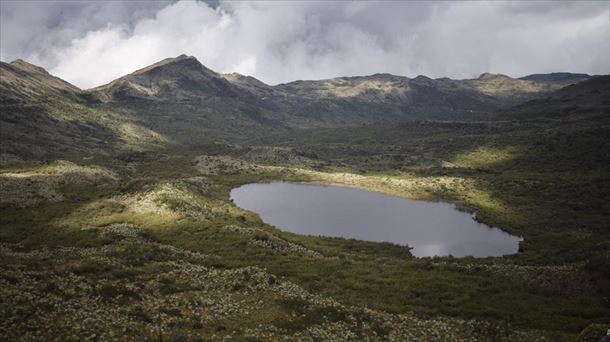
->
1 56 609 341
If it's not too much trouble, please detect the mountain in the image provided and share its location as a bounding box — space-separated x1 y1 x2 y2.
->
93 55 239 101
89 56 291 144
505 75 610 120
272 72 575 122
0 59 82 102
91 55 579 130
1 55 598 159
462 72 564 104
519 72 591 82
0 60 166 160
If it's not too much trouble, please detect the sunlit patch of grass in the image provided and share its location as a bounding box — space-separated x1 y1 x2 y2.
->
118 122 169 147
452 146 521 168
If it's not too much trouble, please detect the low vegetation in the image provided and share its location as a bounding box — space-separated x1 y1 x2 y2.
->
1 57 608 340
2 113 609 340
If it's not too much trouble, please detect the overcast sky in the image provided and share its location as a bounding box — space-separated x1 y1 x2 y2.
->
1 0 609 89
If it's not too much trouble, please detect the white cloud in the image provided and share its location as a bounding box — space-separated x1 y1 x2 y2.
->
2 0 608 89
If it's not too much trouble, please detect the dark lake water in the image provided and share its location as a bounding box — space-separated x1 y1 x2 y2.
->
230 182 522 257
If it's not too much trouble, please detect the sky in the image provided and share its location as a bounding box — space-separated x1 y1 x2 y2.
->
1 0 609 89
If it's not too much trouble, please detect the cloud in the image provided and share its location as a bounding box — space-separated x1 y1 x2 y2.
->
1 0 608 89
0 1 173 66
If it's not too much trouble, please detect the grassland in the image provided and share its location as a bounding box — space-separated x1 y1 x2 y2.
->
1 115 609 341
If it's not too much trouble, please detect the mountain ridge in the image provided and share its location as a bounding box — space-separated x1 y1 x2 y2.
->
519 72 591 82
507 75 610 120
1 55 607 159
0 59 168 159
4 55 593 93
1 59 82 101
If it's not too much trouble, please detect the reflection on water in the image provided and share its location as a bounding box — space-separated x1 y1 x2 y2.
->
230 182 522 257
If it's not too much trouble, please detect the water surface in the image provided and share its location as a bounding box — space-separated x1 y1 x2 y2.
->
230 182 521 257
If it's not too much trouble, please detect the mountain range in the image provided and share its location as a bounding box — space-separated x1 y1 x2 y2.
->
0 54 606 159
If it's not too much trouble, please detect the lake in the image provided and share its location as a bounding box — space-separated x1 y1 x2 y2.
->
230 182 522 257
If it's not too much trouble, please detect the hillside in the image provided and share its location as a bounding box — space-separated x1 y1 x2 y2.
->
2 55 592 160
519 72 591 82
90 55 290 140
260 74 610 172
276 71 564 121
89 55 588 140
0 60 166 160
93 55 241 101
506 75 610 120
91 56 584 123
0 59 82 101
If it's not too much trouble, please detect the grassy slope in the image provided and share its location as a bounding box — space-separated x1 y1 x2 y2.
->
0 61 168 160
